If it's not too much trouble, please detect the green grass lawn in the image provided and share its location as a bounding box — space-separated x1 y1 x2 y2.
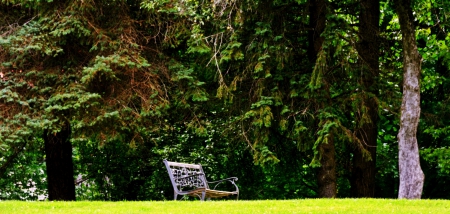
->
1 199 449 214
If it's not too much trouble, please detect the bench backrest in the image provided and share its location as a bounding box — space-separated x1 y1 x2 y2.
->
163 160 209 193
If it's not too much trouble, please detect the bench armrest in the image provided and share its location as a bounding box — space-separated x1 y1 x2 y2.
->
174 173 205 182
208 177 238 183
208 177 239 192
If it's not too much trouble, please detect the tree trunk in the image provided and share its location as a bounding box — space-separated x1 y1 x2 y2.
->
308 0 326 64
309 0 336 198
351 0 380 198
394 0 425 199
317 134 337 198
44 123 76 201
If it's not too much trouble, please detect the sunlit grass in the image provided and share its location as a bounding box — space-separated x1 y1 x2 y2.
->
1 199 449 213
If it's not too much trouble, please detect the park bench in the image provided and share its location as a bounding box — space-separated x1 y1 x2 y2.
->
163 159 239 201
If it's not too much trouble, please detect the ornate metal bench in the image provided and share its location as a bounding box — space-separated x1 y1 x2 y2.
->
163 159 239 201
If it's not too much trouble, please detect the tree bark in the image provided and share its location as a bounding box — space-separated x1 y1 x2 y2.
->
44 123 76 201
351 0 380 198
309 0 336 198
317 134 337 198
308 0 327 64
394 0 425 199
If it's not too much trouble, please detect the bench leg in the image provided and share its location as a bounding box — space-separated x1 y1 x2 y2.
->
174 193 178 201
201 191 206 201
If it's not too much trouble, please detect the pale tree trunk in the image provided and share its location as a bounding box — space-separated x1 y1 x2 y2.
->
308 0 337 198
394 0 425 199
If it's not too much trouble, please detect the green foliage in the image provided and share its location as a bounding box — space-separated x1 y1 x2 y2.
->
421 147 450 174
3 0 450 201
0 137 47 200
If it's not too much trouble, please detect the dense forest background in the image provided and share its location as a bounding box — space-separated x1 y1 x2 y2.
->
1 0 450 200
